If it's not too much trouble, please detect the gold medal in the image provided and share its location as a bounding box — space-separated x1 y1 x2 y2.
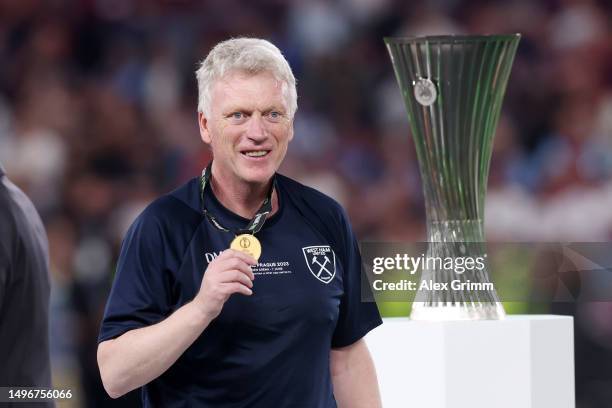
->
230 234 262 261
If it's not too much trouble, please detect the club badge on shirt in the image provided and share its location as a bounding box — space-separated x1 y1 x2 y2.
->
302 246 336 284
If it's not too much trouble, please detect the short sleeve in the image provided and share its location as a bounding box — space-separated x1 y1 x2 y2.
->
98 210 174 343
331 208 382 348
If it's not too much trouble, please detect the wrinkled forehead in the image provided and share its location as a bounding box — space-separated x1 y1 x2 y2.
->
211 70 290 111
215 70 285 92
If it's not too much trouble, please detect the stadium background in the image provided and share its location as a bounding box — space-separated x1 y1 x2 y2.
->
0 0 611 406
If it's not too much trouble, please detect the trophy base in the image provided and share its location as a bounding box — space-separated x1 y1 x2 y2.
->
410 302 506 320
366 315 575 408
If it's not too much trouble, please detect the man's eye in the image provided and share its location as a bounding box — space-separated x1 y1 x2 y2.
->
227 112 248 124
266 111 283 122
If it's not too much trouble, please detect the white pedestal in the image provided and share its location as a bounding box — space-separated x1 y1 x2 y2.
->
365 315 575 408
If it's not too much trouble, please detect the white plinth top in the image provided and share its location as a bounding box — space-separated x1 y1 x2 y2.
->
379 314 572 325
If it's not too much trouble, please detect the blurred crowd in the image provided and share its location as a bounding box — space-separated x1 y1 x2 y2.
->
0 0 611 406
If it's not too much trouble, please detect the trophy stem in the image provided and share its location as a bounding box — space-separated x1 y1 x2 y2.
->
412 219 505 321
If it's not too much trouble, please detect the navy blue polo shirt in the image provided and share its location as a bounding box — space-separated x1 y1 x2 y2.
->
99 174 382 407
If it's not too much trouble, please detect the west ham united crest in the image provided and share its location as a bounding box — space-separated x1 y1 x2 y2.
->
302 246 336 284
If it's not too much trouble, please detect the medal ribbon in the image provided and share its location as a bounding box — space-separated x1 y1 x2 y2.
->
200 162 275 236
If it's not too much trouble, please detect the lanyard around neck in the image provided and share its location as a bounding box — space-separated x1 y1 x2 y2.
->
200 162 275 236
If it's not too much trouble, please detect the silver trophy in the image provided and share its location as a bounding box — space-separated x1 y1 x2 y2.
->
385 35 521 320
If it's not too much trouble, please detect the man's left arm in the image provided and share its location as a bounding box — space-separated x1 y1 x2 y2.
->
330 338 382 408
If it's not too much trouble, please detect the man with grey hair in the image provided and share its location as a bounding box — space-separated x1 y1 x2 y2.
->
97 37 382 407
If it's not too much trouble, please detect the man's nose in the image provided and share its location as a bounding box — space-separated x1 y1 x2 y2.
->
246 113 267 141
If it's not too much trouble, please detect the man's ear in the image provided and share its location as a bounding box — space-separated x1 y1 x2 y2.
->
287 120 294 142
198 112 212 144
